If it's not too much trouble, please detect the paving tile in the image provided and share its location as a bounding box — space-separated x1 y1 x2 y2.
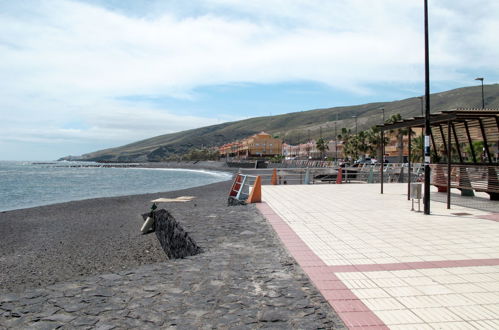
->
469 320 499 328
384 286 423 297
462 292 499 305
397 296 443 309
389 324 433 330
329 299 370 313
475 281 499 292
362 297 406 311
338 311 385 327
445 283 489 294
411 307 463 323
430 321 478 329
431 275 468 284
352 288 390 299
313 280 349 290
370 277 407 288
430 294 475 307
447 305 497 321
323 289 358 301
341 279 379 289
373 309 423 325
401 276 437 286
481 303 499 315
336 272 369 280
457 273 496 283
363 271 397 279
416 284 454 295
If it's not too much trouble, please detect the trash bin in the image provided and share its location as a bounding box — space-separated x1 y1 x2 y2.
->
410 183 422 199
410 183 422 212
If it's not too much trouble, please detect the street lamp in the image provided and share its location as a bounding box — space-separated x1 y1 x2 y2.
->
352 115 358 135
475 77 485 109
335 113 338 162
423 0 431 215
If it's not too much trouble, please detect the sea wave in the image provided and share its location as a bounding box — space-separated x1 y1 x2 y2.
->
131 167 233 179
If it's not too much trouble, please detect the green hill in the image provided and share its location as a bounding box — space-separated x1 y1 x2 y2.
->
74 84 499 162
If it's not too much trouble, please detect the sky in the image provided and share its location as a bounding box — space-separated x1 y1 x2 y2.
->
1 0 498 160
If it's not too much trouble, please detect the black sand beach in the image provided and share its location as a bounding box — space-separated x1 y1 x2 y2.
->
0 172 345 328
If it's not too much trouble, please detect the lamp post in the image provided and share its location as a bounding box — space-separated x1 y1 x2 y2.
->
423 0 431 215
381 108 385 194
334 114 338 162
475 77 485 109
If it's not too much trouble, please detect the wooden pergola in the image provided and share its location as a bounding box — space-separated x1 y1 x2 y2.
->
378 108 499 208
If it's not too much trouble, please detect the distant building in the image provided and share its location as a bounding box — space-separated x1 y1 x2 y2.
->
218 132 282 158
218 141 242 158
326 140 344 159
240 132 282 157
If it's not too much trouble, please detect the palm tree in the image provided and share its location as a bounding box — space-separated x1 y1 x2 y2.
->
316 138 329 159
365 126 388 160
386 114 408 163
410 135 424 163
338 128 353 160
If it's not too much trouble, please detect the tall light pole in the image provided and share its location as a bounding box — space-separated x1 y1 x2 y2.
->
335 113 338 161
352 115 358 135
423 0 431 215
381 108 385 194
475 77 485 109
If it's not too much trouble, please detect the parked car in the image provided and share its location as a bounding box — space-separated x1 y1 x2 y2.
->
354 158 376 165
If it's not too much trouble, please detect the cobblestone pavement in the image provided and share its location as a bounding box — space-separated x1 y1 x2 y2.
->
0 196 345 329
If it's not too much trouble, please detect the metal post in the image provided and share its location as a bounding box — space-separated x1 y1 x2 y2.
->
423 0 431 214
478 119 493 164
439 125 448 155
464 121 477 163
475 78 485 109
334 124 338 161
408 128 412 200
481 80 485 109
451 123 463 163
381 129 384 194
447 122 452 209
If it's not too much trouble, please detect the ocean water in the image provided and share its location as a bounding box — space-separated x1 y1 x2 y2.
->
0 161 233 212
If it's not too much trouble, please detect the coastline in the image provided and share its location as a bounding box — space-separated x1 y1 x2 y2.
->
0 161 236 213
0 163 345 328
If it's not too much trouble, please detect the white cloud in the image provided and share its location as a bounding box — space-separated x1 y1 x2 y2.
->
0 0 498 158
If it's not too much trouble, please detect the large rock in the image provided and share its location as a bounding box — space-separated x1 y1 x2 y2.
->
143 209 202 259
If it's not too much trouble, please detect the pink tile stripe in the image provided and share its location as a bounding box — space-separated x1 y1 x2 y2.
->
328 258 499 273
256 202 388 329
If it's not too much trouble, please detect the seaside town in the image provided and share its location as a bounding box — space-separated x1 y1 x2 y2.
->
2 1 499 330
216 130 413 163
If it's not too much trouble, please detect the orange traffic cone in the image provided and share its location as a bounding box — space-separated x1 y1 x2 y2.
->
336 168 343 184
271 168 278 185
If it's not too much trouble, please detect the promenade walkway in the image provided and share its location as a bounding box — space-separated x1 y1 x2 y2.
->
258 183 499 329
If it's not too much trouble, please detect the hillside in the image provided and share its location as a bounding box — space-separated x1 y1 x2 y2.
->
74 84 499 162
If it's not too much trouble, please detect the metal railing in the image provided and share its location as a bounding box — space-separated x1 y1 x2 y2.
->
238 163 425 185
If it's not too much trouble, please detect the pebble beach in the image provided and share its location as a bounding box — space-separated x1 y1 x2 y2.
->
0 165 345 328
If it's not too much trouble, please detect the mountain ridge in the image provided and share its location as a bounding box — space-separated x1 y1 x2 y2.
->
70 84 499 162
